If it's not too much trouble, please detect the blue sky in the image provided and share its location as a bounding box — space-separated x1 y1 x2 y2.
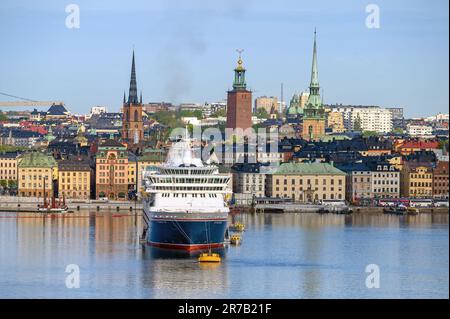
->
0 0 448 117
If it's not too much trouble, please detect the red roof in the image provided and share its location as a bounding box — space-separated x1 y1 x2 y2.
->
400 140 439 149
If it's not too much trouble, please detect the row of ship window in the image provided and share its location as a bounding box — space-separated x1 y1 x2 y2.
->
160 193 218 198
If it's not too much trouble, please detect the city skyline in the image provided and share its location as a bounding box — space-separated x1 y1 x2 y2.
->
0 0 448 117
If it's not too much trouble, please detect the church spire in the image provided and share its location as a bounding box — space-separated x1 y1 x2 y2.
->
123 91 126 104
310 28 319 91
128 50 138 104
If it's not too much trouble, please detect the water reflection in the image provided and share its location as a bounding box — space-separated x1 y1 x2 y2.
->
0 210 447 298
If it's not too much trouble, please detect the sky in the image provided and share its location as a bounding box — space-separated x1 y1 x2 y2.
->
0 0 448 117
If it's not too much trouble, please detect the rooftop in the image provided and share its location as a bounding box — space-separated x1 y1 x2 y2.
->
18 151 57 168
273 162 346 175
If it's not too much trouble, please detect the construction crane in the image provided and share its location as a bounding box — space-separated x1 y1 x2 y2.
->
0 91 63 108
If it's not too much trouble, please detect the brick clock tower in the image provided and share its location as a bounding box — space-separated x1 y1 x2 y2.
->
302 30 326 141
226 53 252 132
122 50 143 144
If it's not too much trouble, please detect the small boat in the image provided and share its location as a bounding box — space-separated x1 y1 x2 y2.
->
407 207 419 215
37 206 68 213
229 222 245 232
198 252 221 263
383 205 406 215
36 183 68 213
230 234 242 245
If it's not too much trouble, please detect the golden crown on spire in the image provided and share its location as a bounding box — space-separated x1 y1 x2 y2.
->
236 49 245 70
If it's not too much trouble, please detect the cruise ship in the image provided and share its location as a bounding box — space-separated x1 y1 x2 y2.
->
142 135 231 251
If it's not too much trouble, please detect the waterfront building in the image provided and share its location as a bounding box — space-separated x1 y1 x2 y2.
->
336 163 372 204
255 96 278 114
367 161 400 199
226 54 253 132
122 51 144 144
0 151 20 185
433 161 449 199
128 153 138 193
17 151 57 198
57 159 91 200
95 139 129 200
232 163 268 203
302 31 326 141
266 162 346 202
400 162 433 198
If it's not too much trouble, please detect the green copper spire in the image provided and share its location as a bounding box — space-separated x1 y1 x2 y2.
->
310 28 319 90
304 29 325 118
232 50 247 90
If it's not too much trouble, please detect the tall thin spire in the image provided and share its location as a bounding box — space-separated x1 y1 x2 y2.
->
123 91 126 104
128 50 138 104
310 28 319 90
140 90 142 104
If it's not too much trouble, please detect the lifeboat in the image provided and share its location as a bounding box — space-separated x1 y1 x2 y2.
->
198 252 221 263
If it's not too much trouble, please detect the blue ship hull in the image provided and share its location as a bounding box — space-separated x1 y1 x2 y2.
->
147 218 228 251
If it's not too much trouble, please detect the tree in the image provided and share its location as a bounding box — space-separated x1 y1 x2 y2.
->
353 114 362 131
255 108 269 119
179 110 203 119
0 113 7 121
362 131 378 138
393 127 404 135
211 108 226 118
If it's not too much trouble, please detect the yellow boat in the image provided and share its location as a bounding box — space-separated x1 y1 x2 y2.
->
230 234 241 245
407 207 419 215
198 252 221 263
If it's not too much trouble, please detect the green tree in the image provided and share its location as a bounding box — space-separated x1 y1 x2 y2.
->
353 114 362 131
255 108 269 119
393 127 404 135
362 131 378 138
211 108 226 117
179 110 203 119
0 113 7 121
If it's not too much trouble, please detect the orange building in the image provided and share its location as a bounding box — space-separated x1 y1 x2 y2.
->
95 139 129 200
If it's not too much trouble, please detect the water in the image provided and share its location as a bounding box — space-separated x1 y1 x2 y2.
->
0 211 448 298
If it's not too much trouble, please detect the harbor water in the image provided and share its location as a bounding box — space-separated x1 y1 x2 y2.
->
0 210 448 298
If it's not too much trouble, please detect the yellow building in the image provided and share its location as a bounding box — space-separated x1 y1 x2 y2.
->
326 111 345 133
0 151 20 185
58 160 91 200
254 96 278 115
401 163 433 198
18 151 57 198
267 162 346 202
136 150 167 194
128 157 137 191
